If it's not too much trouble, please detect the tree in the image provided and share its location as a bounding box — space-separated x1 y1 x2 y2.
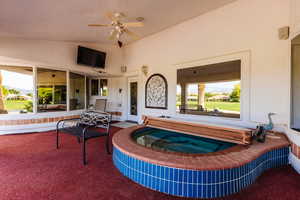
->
23 101 33 112
230 84 240 102
2 86 8 96
0 72 7 113
8 88 20 95
38 87 53 104
205 92 214 99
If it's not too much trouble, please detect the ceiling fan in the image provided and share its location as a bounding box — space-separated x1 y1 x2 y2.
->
88 12 144 47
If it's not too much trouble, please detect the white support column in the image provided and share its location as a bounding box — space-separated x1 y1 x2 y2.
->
84 75 87 110
66 70 70 112
198 83 206 108
180 83 187 113
33 66 38 114
0 71 6 114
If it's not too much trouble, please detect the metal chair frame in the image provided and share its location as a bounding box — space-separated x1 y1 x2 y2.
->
56 113 111 165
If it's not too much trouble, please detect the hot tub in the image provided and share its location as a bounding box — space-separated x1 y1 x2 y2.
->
112 125 289 198
132 127 236 154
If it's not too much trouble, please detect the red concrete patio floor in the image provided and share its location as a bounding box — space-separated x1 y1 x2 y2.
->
0 127 299 200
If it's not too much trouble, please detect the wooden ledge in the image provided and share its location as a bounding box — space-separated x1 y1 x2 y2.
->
143 116 252 145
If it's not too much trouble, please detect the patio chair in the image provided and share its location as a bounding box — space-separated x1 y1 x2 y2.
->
94 99 112 122
95 99 107 112
56 111 111 165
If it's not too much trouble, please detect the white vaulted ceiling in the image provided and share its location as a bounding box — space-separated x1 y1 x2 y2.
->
0 0 236 44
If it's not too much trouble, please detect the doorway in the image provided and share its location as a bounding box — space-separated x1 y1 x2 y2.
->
127 77 139 122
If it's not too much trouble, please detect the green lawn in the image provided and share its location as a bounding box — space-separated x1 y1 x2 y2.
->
177 101 240 112
204 101 240 112
4 100 30 111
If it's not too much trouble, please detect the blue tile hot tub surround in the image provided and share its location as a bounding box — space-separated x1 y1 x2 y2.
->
113 146 289 198
112 126 290 198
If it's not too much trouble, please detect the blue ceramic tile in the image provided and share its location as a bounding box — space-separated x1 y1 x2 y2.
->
182 182 188 197
169 168 174 182
172 168 179 182
149 174 154 189
113 144 289 199
140 172 145 186
156 175 161 191
152 164 157 177
191 170 197 183
142 161 146 174
145 162 150 174
156 165 161 178
160 180 169 193
202 170 207 185
173 181 179 196
214 170 220 184
202 183 208 198
207 184 214 198
178 169 184 182
218 182 225 198
163 166 168 180
186 183 193 198
182 169 187 182
169 180 175 196
211 184 218 198
197 184 203 198
144 172 148 187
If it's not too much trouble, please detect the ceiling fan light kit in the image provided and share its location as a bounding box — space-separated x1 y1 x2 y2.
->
117 40 123 48
88 12 144 47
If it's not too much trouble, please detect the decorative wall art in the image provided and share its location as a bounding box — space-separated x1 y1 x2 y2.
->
145 74 168 109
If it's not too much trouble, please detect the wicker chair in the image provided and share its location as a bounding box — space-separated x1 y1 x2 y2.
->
56 111 111 165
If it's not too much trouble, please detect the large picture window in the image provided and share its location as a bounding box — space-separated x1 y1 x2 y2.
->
177 60 241 118
0 66 33 114
91 79 99 96
37 68 67 112
100 79 108 96
91 78 108 96
0 66 95 115
69 72 85 110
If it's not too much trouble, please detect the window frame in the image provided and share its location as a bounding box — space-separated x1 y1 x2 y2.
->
36 67 68 113
91 79 99 96
68 71 87 111
100 79 108 97
90 78 108 97
0 66 90 117
174 51 251 125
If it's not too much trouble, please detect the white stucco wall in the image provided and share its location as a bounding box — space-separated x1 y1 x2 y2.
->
123 0 291 128
121 0 300 173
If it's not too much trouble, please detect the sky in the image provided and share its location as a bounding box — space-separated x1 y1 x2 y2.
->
1 70 33 90
177 80 240 95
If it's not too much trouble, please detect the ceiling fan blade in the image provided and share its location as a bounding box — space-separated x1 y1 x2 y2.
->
109 29 118 40
124 29 140 40
123 22 144 27
88 24 110 27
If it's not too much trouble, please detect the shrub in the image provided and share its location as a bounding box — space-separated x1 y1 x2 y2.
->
24 101 33 112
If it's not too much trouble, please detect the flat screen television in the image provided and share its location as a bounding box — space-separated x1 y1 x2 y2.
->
77 46 106 68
